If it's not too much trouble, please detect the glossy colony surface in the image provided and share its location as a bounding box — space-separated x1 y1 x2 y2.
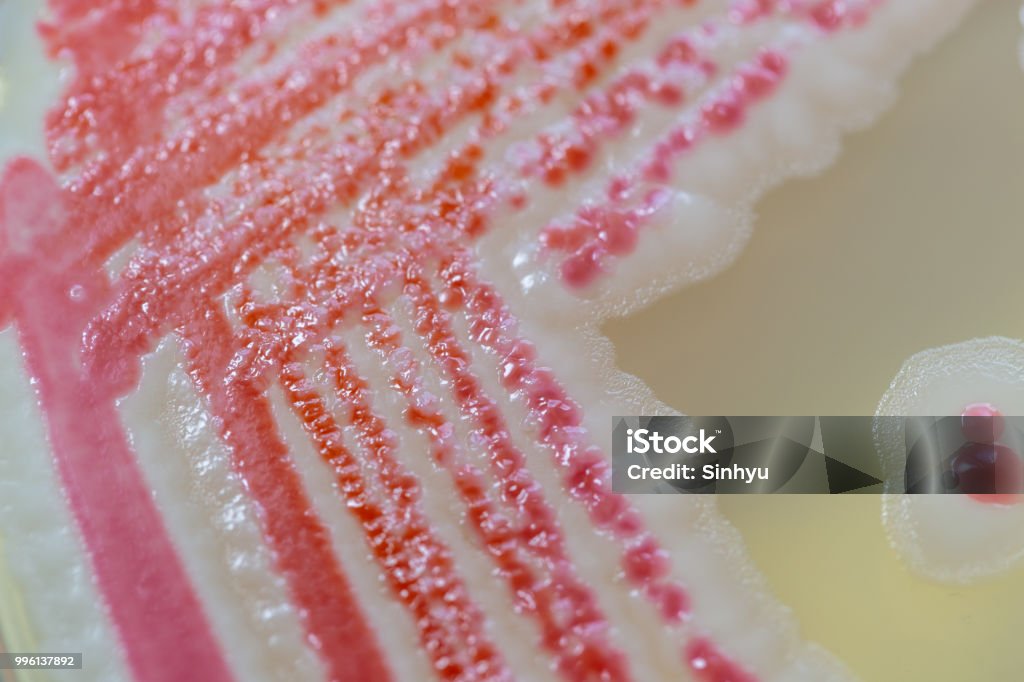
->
0 0 987 681
876 338 1024 583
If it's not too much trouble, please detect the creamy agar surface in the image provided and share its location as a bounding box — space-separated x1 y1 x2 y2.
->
0 1 1019 681
609 3 1024 680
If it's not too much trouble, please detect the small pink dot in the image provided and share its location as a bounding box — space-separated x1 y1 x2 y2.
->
810 0 847 31
656 584 690 623
701 91 744 133
560 245 605 289
734 65 779 100
758 49 788 76
598 211 638 255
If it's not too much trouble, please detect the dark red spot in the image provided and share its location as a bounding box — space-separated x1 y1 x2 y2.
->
702 91 745 133
949 443 1023 497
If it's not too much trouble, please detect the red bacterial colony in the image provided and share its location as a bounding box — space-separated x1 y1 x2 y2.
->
960 402 1005 444
0 1 886 681
956 404 1022 505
